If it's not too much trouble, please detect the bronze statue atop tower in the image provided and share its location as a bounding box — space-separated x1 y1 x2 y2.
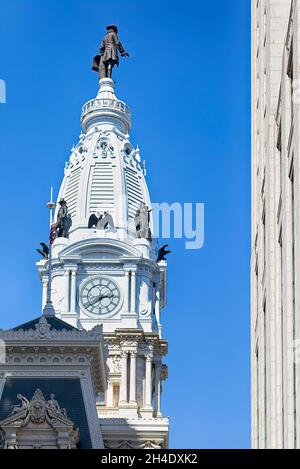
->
92 25 129 80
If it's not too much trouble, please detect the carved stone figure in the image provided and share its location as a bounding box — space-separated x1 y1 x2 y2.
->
92 25 129 79
35 316 51 339
29 389 47 423
0 389 79 449
11 394 29 414
112 355 121 372
47 394 67 417
135 202 152 241
100 140 114 158
57 199 71 238
47 394 60 412
137 278 152 317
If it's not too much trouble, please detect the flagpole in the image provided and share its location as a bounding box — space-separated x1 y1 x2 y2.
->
43 187 56 317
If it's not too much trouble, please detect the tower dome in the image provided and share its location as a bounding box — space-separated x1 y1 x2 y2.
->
55 78 153 248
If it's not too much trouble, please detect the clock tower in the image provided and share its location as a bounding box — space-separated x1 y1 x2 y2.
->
36 76 169 448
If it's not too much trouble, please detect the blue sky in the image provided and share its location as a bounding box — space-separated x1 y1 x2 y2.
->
0 0 250 448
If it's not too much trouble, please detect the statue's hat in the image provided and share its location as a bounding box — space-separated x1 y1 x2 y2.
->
106 24 118 33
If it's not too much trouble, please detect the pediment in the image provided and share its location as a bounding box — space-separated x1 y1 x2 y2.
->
59 238 141 260
0 389 79 449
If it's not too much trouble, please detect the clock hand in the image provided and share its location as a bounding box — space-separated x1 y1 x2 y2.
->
89 293 113 306
89 295 104 306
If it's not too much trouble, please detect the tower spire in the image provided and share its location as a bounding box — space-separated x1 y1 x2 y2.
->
36 32 169 448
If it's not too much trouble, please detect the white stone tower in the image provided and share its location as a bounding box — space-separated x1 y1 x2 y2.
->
36 77 169 448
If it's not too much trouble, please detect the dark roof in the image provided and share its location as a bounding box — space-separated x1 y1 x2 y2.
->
11 316 77 332
0 377 92 449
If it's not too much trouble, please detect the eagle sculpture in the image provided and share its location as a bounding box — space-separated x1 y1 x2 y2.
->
36 243 49 259
157 244 171 263
88 212 115 230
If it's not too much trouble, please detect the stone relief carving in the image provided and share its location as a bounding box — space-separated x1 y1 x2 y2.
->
47 393 67 417
50 288 65 315
11 394 29 414
35 316 51 339
0 317 103 341
137 277 152 317
77 265 121 273
112 355 121 372
107 354 121 373
94 134 115 159
104 439 162 449
0 389 79 449
29 389 47 423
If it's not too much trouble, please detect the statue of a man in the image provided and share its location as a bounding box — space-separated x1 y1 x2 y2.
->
47 394 60 412
135 202 152 241
47 394 67 417
11 394 29 414
92 25 129 80
57 199 70 239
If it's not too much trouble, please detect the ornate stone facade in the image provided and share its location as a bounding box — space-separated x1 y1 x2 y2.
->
0 389 79 449
0 316 106 449
35 77 170 447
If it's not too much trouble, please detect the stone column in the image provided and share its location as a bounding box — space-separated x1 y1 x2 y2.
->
119 351 128 405
154 360 162 417
155 287 162 337
64 269 70 313
106 381 114 408
124 270 130 312
129 351 137 405
144 353 153 409
130 270 136 313
42 277 48 309
70 269 77 313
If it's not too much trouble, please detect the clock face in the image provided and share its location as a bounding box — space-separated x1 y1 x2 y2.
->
80 277 121 316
